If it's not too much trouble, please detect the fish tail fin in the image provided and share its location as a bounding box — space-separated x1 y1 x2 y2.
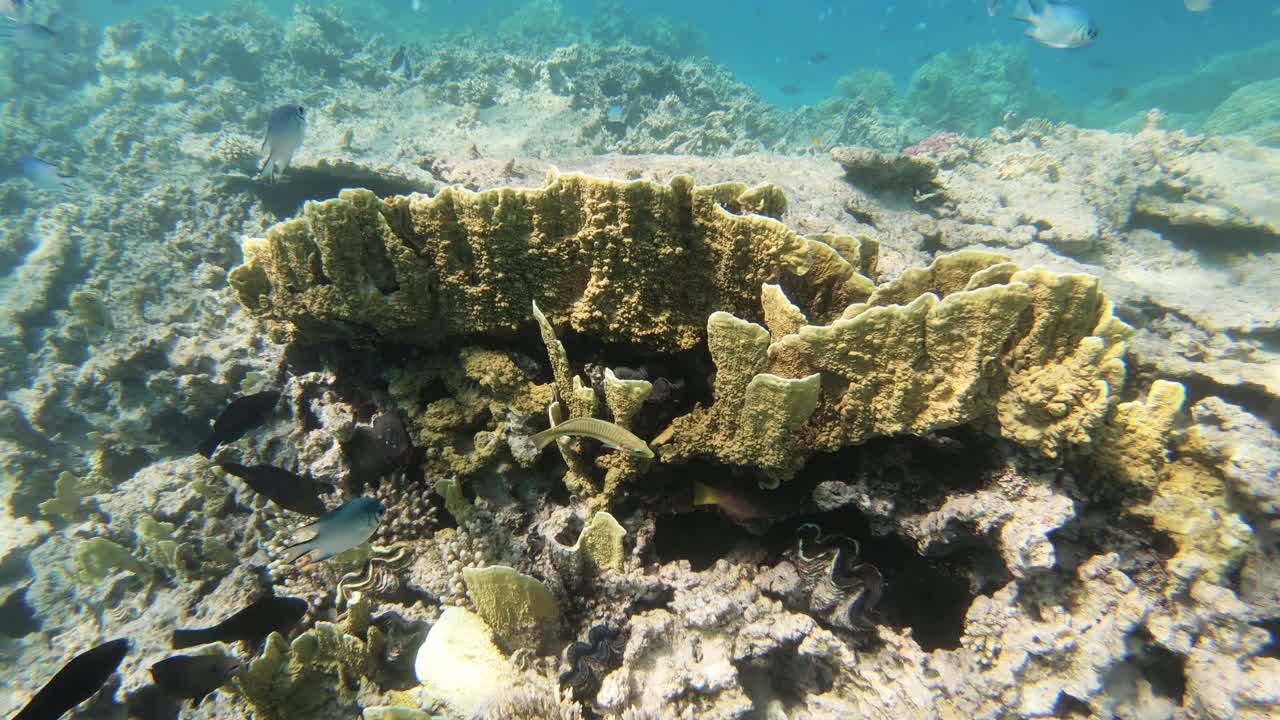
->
1011 0 1039 22
530 427 558 450
282 538 314 564
172 628 214 650
691 482 718 508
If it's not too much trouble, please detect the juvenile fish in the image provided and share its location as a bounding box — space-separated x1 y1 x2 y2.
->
13 638 129 720
282 497 385 563
1012 0 1097 48
259 103 305 181
17 155 71 191
149 654 240 708
217 461 332 517
693 481 780 523
196 390 280 457
531 417 654 459
172 595 307 649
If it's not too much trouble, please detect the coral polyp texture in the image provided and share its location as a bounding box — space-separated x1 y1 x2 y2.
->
231 175 1134 490
229 172 869 351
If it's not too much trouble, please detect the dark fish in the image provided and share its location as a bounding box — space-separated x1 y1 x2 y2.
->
149 654 240 708
196 390 280 457
780 85 802 96
217 461 333 517
343 411 410 487
172 595 307 649
389 45 405 71
809 51 828 64
13 638 129 720
1107 86 1131 102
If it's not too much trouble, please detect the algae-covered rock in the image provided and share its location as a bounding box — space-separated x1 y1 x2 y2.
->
230 173 872 351
462 564 560 651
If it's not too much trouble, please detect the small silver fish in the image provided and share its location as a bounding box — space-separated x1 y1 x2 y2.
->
0 0 29 19
1012 0 1097 49
18 155 71 190
986 0 1002 16
282 497 384 563
259 103 305 181
531 416 655 459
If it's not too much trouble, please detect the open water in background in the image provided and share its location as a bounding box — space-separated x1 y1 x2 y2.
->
71 0 1280 123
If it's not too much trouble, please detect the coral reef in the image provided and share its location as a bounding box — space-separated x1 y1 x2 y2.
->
2 5 1278 719
229 172 864 350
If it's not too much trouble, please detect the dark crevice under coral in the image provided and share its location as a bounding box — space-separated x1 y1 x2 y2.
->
1131 213 1279 263
231 170 427 220
0 586 40 638
1128 628 1189 704
814 506 1007 651
1254 619 1280 660
1049 513 1177 595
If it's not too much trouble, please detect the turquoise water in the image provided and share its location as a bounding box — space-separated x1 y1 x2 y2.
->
1 1 1278 719
60 0 1280 127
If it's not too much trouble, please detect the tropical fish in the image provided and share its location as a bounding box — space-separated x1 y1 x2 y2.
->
1184 0 1213 11
195 390 280 457
17 155 71 190
809 51 828 64
259 103 305 181
217 461 332 517
1012 0 1097 49
985 0 1003 16
692 481 779 523
282 497 385 563
13 638 129 720
172 595 307 649
149 654 240 708
0 17 55 49
531 417 654 459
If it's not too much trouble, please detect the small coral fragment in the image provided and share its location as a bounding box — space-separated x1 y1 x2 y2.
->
574 511 626 574
38 471 89 521
74 537 147 584
462 565 560 651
